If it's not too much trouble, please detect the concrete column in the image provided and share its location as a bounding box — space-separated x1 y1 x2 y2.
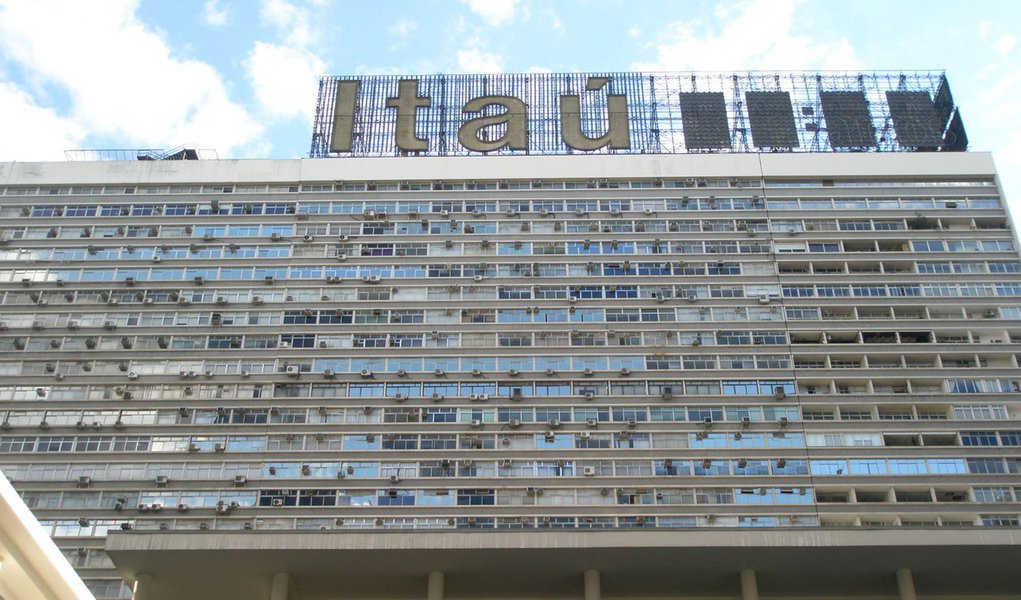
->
270 572 292 600
132 573 152 600
740 568 758 600
583 569 601 600
896 568 917 600
427 570 444 600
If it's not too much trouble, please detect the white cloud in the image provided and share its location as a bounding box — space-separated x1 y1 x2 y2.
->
996 34 1017 55
462 0 519 27
0 0 263 156
970 26 1021 208
354 61 439 76
202 0 229 27
260 0 316 48
633 0 862 72
245 0 328 121
0 81 85 161
388 17 417 38
246 41 325 120
540 7 563 32
456 43 504 73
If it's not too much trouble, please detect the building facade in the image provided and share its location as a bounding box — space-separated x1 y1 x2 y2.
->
0 72 1020 599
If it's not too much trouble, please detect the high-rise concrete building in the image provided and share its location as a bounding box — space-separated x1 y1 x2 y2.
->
1 72 1020 599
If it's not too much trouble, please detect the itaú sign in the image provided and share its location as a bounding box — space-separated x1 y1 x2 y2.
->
308 71 961 157
329 76 628 154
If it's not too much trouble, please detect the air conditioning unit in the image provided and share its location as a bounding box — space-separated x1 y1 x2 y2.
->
359 369 373 378
579 431 591 440
583 466 596 476
302 234 314 243
469 419 482 428
586 418 598 427
271 498 285 507
508 419 522 429
285 365 300 376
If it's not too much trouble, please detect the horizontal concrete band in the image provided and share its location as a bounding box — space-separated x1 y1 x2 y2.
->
107 528 1021 599
0 152 998 187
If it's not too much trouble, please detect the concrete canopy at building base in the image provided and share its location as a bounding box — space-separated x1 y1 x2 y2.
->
106 528 1021 599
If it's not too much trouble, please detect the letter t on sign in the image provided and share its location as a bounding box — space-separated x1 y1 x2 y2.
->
386 80 432 152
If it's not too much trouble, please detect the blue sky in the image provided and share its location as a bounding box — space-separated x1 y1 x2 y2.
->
0 0 1019 204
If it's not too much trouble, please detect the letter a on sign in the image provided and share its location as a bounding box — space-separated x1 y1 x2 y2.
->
458 96 528 153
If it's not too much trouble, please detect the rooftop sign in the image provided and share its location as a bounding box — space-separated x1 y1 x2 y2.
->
309 71 966 158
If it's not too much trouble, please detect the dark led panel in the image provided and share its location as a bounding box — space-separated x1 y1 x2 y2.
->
679 92 731 150
933 75 955 127
745 91 799 149
886 91 942 148
820 91 876 148
943 110 968 152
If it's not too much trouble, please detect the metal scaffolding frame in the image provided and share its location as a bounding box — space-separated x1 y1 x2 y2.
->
309 71 964 158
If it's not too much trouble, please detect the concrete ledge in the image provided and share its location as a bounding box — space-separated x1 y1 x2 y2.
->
106 528 1021 599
